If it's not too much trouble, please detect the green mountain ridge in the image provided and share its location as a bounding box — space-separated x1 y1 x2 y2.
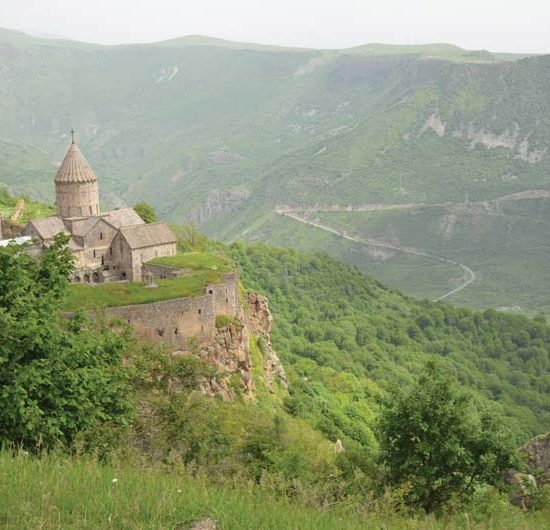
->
1 28 549 313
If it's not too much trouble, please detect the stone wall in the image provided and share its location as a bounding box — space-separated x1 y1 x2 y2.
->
143 262 190 279
106 272 239 348
129 244 177 281
4 218 26 239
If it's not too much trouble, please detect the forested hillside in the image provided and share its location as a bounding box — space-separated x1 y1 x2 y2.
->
2 214 550 524
230 243 550 443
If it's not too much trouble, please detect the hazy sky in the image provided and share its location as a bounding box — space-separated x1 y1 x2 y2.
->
1 0 549 53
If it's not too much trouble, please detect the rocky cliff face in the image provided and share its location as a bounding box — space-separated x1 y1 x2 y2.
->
522 432 550 485
506 432 550 508
178 292 288 400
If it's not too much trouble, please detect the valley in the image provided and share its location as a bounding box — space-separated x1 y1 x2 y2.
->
1 26 549 315
266 190 550 314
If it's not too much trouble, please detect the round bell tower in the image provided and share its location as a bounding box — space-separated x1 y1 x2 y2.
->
55 131 100 218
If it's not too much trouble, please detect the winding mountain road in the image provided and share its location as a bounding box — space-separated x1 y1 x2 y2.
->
273 189 550 301
276 210 476 301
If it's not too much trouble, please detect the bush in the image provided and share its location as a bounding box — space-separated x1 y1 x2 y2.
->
0 234 133 451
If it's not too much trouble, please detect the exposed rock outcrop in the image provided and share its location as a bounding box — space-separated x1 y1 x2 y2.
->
184 188 250 226
177 292 287 400
506 432 550 508
420 113 547 163
244 293 289 393
521 432 550 486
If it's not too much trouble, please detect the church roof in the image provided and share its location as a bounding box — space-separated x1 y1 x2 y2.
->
119 221 177 250
54 141 98 184
27 216 68 240
100 208 145 229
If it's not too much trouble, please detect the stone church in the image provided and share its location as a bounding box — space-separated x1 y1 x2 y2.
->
24 136 177 283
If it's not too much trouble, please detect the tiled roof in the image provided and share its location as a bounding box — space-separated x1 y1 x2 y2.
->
119 221 177 250
100 208 145 229
28 216 67 240
68 217 98 237
54 142 98 184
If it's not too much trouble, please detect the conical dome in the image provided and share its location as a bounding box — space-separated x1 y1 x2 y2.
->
55 142 98 184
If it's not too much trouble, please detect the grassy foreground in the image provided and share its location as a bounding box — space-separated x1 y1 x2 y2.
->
0 452 549 530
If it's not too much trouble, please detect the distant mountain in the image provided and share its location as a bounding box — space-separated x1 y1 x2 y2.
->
0 27 540 215
1 27 549 312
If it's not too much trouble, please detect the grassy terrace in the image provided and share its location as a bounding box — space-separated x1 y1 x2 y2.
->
150 252 233 273
62 252 233 312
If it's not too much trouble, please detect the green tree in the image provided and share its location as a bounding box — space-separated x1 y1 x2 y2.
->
173 222 208 251
378 362 516 513
134 202 158 224
0 234 133 451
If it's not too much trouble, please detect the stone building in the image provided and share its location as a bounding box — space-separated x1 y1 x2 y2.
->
24 136 177 282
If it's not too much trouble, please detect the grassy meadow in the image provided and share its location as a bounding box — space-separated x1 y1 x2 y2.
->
1 452 549 530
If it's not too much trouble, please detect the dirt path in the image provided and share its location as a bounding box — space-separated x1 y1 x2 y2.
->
277 211 476 302
9 199 26 223
276 189 550 215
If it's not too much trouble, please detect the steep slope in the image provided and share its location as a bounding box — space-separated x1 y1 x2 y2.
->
2 28 550 315
0 27 539 222
230 243 550 446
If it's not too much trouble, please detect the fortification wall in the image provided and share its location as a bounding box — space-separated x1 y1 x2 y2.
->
106 272 239 349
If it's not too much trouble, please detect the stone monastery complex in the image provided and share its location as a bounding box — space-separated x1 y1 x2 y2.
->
23 135 177 283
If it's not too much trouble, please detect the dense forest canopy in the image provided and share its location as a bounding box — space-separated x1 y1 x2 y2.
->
229 242 550 446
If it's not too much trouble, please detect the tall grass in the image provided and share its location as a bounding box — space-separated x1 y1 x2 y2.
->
1 452 550 530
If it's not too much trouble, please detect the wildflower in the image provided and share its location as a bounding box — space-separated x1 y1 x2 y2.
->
112 478 118 484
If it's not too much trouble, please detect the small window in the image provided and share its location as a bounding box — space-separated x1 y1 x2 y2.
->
208 290 213 295
93 250 96 258
101 256 105 266
157 329 165 337
174 328 178 335
109 247 113 256
198 309 202 315
100 232 103 240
